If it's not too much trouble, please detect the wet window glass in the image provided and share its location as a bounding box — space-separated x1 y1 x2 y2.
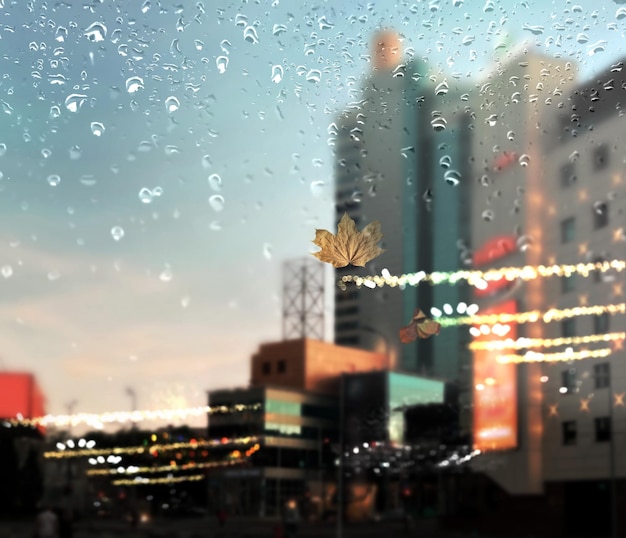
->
2 0 625 535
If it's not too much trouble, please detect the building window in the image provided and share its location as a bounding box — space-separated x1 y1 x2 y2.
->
593 201 609 229
560 162 577 188
593 144 609 171
561 368 577 394
593 363 610 389
560 217 575 243
561 318 576 338
595 416 612 442
594 313 610 334
277 360 286 374
562 421 577 445
593 256 607 283
561 274 575 294
262 362 271 375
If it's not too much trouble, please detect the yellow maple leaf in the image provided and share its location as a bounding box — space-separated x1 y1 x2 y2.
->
311 213 384 268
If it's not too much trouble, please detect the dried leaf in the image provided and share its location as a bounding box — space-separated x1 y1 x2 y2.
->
311 213 384 268
399 308 441 343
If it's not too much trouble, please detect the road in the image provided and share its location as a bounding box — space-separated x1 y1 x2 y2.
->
0 516 504 538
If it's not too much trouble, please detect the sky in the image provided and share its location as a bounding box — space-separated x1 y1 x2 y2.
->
1 0 626 432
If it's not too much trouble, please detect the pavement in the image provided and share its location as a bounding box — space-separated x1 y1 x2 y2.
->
0 516 510 538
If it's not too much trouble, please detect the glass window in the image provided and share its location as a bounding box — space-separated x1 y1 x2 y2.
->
265 400 301 417
561 274 576 294
562 421 577 446
593 144 609 171
561 318 576 338
277 360 286 374
593 363 610 389
594 417 611 443
561 369 577 394
560 217 575 243
593 313 610 334
262 362 271 375
560 162 577 188
592 202 609 229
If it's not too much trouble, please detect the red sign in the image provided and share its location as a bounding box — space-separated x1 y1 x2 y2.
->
472 300 518 452
0 373 46 432
493 152 518 172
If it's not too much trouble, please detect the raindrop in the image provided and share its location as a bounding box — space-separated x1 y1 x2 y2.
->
516 235 534 252
202 155 212 169
209 195 225 212
181 296 190 308
576 33 589 44
69 146 82 160
431 113 447 131
486 114 498 127
210 221 222 231
587 40 607 56
84 22 107 42
111 226 125 241
273 24 287 36
49 106 61 119
518 154 530 167
164 96 180 113
47 174 61 187
318 15 334 30
64 94 87 113
306 69 322 83
263 243 272 260
568 150 579 162
243 25 259 44
507 130 515 140
159 266 173 282
439 155 451 168
194 39 204 50
310 181 325 197
482 209 494 222
141 0 151 13
41 148 52 159
479 175 490 187
138 188 153 204
216 56 229 74
90 122 105 136
444 170 461 186
0 143 6 157
422 188 433 203
271 65 284 84
483 0 495 12
351 191 362 203
435 80 449 96
152 187 163 197
1 265 12 278
593 201 607 215
125 76 144 93
208 174 222 191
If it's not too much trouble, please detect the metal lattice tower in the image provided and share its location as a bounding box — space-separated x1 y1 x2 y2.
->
282 257 325 340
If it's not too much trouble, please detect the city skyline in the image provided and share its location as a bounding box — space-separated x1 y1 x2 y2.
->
1 0 625 428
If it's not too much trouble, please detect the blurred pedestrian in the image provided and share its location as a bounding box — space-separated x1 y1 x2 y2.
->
282 499 300 538
34 505 59 538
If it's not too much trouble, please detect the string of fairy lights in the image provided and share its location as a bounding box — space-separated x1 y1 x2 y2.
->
112 474 205 487
496 348 613 364
86 456 256 476
338 259 625 289
5 403 262 429
469 332 625 351
43 437 260 459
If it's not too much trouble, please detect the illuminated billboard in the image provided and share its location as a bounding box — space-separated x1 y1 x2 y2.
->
472 299 518 451
0 372 46 423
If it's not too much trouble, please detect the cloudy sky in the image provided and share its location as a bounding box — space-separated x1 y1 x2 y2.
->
1 0 625 430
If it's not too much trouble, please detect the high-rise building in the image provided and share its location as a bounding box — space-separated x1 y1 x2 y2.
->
333 29 472 380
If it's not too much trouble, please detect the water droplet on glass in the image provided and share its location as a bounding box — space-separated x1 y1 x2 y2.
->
210 221 222 231
593 201 607 215
41 148 52 159
263 243 272 260
318 15 334 30
507 130 515 141
435 80 449 96
141 0 151 13
84 22 107 42
444 170 461 186
486 114 498 127
310 181 325 197
209 195 225 212
431 116 447 131
216 56 229 74
208 174 222 191
181 295 190 308
194 39 204 51
0 144 6 157
482 209 494 222
111 226 125 241
516 235 534 252
423 188 433 203
165 96 180 113
273 24 287 36
139 188 153 204
1 265 12 278
569 150 579 162
90 122 105 136
64 93 87 113
439 155 451 169
306 69 322 83
202 155 212 169
351 191 363 203
271 65 284 84
49 106 61 119
47 174 61 187
518 154 530 167
243 25 259 44
125 76 144 93
70 146 82 160
159 266 173 282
